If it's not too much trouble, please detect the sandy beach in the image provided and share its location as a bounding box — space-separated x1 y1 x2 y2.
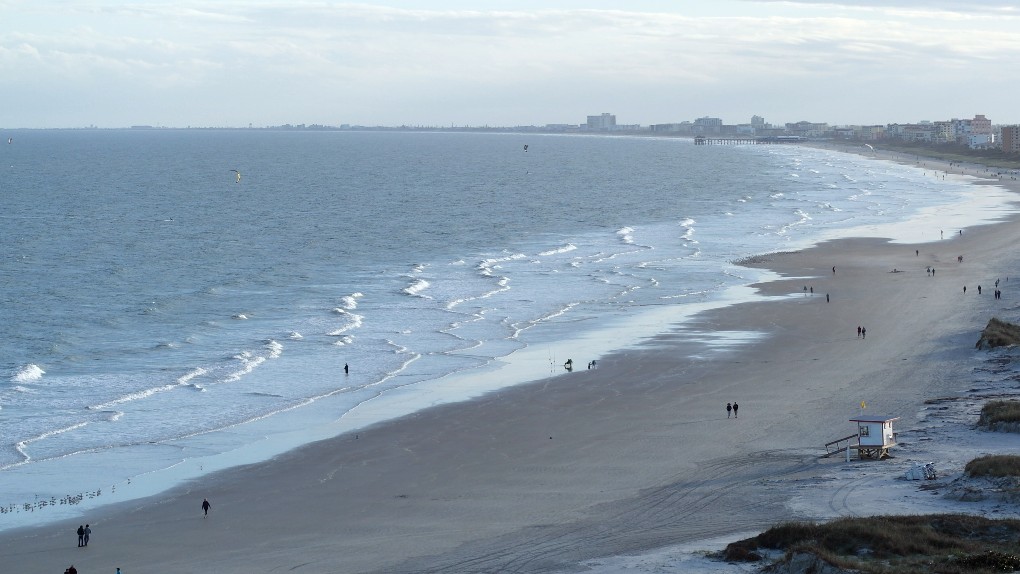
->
5 150 1020 574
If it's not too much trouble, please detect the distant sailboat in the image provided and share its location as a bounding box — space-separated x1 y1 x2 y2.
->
7 137 11 144
230 169 241 183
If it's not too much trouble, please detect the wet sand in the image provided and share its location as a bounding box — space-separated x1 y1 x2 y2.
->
4 153 1020 574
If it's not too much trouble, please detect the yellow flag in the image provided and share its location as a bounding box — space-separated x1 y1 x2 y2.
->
860 401 867 409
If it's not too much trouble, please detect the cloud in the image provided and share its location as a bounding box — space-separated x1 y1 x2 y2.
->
1 2 1018 127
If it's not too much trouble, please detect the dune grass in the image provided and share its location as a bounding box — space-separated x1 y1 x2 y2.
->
723 514 1020 573
978 400 1020 429
975 318 1020 350
872 140 1020 170
966 455 1020 478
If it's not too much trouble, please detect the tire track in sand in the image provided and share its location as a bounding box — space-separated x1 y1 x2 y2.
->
379 449 820 574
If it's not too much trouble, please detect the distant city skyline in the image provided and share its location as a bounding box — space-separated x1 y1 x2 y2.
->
2 1 1019 129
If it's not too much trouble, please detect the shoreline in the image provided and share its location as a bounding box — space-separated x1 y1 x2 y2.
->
5 149 1020 573
1 136 1009 531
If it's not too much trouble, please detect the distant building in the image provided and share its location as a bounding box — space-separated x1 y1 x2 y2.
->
934 121 955 144
650 122 692 134
887 123 935 142
1002 125 1020 154
785 121 829 138
755 127 787 138
545 124 579 132
966 134 994 149
858 125 885 141
586 113 616 131
971 114 992 135
692 116 723 135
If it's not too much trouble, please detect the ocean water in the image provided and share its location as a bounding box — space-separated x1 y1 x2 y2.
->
1 130 1014 530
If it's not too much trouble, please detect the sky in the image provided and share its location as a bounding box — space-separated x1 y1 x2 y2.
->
1 0 1018 129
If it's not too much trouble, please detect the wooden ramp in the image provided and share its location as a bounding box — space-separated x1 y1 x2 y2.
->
822 433 858 458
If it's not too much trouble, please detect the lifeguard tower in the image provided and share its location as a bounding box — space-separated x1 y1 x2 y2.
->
849 416 899 459
824 415 899 460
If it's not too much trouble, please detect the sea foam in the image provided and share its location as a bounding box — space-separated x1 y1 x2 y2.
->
12 364 44 383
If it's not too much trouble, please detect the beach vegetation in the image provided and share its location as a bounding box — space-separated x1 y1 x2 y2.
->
872 140 1020 170
975 318 1020 350
722 514 1020 573
977 400 1020 431
965 455 1020 478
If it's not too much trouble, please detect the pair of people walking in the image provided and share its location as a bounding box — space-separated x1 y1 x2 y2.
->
726 402 739 418
75 524 91 547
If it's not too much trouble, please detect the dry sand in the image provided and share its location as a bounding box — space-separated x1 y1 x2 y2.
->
5 150 1020 574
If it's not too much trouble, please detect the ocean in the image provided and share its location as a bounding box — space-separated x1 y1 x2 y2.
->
1 130 1014 530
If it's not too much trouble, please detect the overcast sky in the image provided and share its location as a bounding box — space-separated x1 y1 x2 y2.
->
2 1 1018 128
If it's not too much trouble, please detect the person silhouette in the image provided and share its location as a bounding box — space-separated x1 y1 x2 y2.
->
202 498 211 517
726 403 732 418
732 402 739 418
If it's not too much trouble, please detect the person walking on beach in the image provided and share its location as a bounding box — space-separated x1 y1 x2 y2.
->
76 524 85 547
861 327 866 339
83 524 91 546
202 498 211 517
726 402 732 418
857 326 862 338
344 363 349 375
732 402 739 418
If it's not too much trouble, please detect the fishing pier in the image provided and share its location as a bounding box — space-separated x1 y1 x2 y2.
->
694 136 806 145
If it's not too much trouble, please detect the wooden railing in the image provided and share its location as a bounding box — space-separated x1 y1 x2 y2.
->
822 433 859 457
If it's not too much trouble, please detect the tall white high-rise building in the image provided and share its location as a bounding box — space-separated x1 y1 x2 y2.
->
586 113 616 131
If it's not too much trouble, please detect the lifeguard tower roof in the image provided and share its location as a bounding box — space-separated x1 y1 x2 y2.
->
849 415 900 423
